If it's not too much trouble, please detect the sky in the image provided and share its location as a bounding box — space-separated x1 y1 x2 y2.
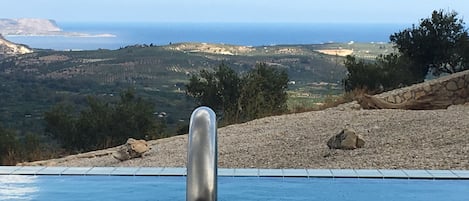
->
2 0 469 24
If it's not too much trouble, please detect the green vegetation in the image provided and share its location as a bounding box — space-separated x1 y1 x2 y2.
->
0 89 164 165
0 22 405 165
44 89 165 152
0 41 361 164
0 125 44 165
344 10 469 92
238 63 288 120
1 9 466 165
186 63 288 125
0 43 353 136
343 54 414 92
391 10 469 79
3 8 465 164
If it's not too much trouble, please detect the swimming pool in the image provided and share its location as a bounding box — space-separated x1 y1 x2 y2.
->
1 167 469 201
2 175 469 201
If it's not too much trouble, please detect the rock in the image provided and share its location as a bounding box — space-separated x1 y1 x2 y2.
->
445 81 458 91
113 138 150 161
327 129 365 150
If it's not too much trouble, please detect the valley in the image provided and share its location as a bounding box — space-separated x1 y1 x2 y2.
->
0 41 393 134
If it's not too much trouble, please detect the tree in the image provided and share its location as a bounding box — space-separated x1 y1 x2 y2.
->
374 54 415 89
345 10 469 92
44 104 77 150
186 62 240 117
343 55 384 92
186 62 288 124
390 10 469 80
343 54 414 92
110 89 163 145
44 89 164 152
238 63 289 120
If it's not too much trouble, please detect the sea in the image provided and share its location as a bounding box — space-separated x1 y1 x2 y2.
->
5 22 410 50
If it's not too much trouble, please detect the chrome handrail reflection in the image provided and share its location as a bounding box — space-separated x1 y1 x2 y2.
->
186 106 217 201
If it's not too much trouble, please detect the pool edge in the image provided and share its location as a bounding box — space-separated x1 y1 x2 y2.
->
1 166 468 180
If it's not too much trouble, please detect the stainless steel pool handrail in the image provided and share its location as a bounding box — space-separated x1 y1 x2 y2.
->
187 106 217 201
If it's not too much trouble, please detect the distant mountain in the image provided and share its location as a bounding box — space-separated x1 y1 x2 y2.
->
0 18 115 38
0 18 61 35
0 34 32 59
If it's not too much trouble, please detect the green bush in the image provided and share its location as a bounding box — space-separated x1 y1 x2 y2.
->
186 62 240 116
343 54 414 92
0 126 19 165
186 62 288 124
44 89 165 152
0 126 45 165
238 63 288 120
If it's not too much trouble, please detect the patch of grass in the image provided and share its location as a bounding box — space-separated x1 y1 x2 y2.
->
287 96 322 113
287 87 368 113
318 88 368 110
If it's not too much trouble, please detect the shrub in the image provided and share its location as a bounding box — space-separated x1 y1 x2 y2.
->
343 54 415 93
186 62 289 124
44 89 165 152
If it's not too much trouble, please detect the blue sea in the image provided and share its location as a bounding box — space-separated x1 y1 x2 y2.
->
5 22 409 50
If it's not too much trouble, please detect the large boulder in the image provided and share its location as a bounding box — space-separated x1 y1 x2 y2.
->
327 129 365 150
113 138 150 161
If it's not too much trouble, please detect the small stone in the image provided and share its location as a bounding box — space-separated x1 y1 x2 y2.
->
415 90 426 99
383 97 391 102
457 78 465 89
457 89 468 99
422 84 432 93
446 81 459 91
431 84 443 93
402 91 412 101
350 103 362 110
395 96 402 103
452 99 465 105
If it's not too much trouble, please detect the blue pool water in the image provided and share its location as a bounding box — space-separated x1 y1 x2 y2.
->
1 175 468 201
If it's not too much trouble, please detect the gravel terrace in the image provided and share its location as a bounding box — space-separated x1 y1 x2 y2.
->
24 102 469 170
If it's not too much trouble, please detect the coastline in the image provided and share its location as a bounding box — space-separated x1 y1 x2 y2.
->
4 32 116 38
4 22 403 50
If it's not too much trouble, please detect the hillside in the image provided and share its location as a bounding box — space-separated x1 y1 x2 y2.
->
0 18 61 35
0 42 392 134
0 34 32 59
0 18 114 37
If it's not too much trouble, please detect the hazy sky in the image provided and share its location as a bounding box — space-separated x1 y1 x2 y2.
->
2 0 469 23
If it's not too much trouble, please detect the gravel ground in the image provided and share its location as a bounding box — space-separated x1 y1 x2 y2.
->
24 102 469 169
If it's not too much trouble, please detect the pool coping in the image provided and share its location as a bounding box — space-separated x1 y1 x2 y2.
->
1 166 469 180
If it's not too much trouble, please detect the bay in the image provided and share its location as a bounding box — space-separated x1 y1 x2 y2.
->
5 22 409 50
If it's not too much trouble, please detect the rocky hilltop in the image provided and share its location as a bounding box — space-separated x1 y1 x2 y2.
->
0 18 114 37
0 18 61 35
0 34 32 59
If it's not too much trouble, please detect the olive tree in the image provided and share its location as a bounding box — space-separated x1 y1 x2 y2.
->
390 10 469 80
186 62 288 124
